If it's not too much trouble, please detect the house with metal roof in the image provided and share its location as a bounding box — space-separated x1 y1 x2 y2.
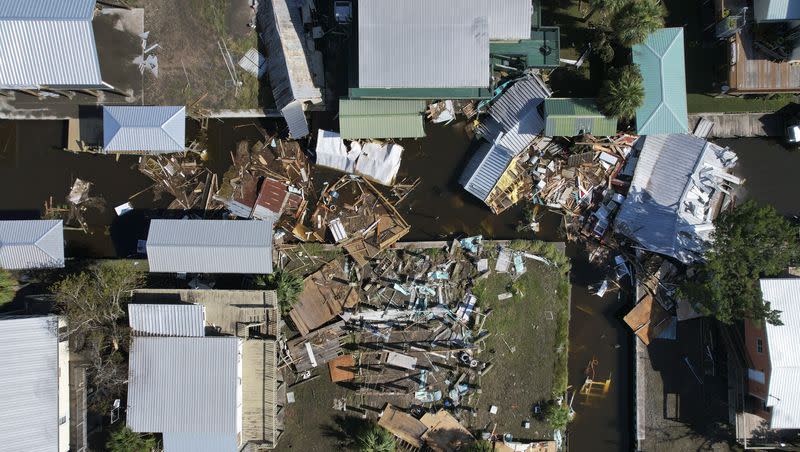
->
259 0 323 139
0 220 64 270
0 315 70 452
632 28 688 136
339 99 426 139
145 220 274 274
129 304 206 337
543 98 617 137
743 279 800 430
0 0 105 91
614 134 740 264
754 0 800 22
102 106 186 153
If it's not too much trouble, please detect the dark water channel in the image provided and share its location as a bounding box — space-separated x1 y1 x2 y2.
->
3 116 797 451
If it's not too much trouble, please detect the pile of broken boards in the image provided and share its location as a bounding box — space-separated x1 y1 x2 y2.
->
43 177 106 233
213 139 313 236
137 152 218 210
532 134 637 242
622 253 700 346
281 237 497 422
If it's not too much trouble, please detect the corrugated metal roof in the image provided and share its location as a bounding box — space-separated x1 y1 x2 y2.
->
127 336 241 435
543 98 617 136
459 141 517 202
633 28 688 136
349 87 493 99
128 304 206 337
146 220 274 274
260 0 322 109
314 129 359 173
486 0 532 41
163 433 240 452
0 18 103 89
339 100 426 140
476 74 550 153
0 0 95 19
755 0 800 22
358 0 490 88
761 278 800 428
0 315 60 451
281 100 310 139
0 220 64 269
103 106 186 153
614 135 734 264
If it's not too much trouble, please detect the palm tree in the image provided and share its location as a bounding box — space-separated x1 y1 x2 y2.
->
598 64 645 121
356 424 396 452
589 0 629 13
611 0 666 47
256 270 304 314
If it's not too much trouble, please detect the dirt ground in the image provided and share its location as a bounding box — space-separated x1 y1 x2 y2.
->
135 0 265 110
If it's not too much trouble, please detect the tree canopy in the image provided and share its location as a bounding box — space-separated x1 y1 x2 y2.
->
610 0 666 47
598 65 645 120
106 425 157 452
356 424 396 452
256 270 304 314
681 201 799 325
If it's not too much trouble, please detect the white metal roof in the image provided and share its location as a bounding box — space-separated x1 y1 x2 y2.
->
126 336 242 435
0 220 64 269
0 0 103 89
0 315 60 451
146 220 274 274
486 0 533 41
354 142 404 187
761 278 800 428
103 106 186 153
358 0 490 88
128 304 206 337
314 129 360 173
163 433 241 452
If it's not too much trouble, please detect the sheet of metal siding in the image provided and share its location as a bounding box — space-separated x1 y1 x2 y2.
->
487 0 532 41
476 75 550 152
762 280 800 429
0 20 103 89
0 220 64 269
340 114 425 139
459 141 515 201
127 337 240 433
128 304 205 337
755 0 800 21
281 100 310 139
103 106 185 152
614 135 708 262
0 316 59 451
0 0 95 19
146 220 274 274
633 28 688 135
163 432 239 452
544 116 617 136
339 99 426 116
358 0 490 88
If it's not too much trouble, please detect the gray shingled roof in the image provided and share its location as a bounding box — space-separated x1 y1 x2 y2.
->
103 106 186 153
146 220 274 274
0 220 64 269
127 336 241 437
476 74 551 153
459 141 517 202
128 304 205 337
0 0 103 89
0 315 61 451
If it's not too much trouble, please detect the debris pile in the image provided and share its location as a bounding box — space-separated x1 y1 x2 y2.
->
137 153 218 210
43 178 106 233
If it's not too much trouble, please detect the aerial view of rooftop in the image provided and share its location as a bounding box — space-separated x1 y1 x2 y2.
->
1 0 800 451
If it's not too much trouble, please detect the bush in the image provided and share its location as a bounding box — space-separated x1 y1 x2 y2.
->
545 402 571 431
106 425 157 452
0 269 18 308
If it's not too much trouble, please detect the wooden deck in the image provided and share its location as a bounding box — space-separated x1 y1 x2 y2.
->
688 113 783 138
242 339 281 449
729 32 800 94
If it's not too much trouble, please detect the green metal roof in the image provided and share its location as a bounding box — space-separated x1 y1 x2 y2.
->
339 99 426 139
632 28 688 135
543 98 617 136
490 26 560 69
348 87 493 100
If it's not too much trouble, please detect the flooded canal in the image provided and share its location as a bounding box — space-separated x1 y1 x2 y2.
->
3 116 797 451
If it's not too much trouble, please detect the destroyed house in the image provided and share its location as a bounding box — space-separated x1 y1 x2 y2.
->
102 106 186 153
259 0 323 138
145 220 274 274
633 28 688 135
0 316 70 452
543 98 617 137
614 134 740 264
0 0 104 90
460 141 519 203
0 220 64 270
352 0 534 99
339 99 426 140
743 279 800 429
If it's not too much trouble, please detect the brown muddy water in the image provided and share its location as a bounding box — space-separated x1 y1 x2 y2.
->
4 116 796 451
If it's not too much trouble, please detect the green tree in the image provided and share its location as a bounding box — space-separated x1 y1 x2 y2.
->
256 270 304 314
598 65 645 120
0 269 19 308
681 201 799 325
589 0 629 14
545 402 571 430
592 32 615 64
464 439 495 452
356 424 396 452
611 0 666 47
106 425 157 452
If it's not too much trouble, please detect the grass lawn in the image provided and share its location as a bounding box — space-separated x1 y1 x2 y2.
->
471 241 571 440
688 94 797 114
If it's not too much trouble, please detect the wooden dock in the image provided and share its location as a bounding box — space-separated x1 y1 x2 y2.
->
688 113 784 138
